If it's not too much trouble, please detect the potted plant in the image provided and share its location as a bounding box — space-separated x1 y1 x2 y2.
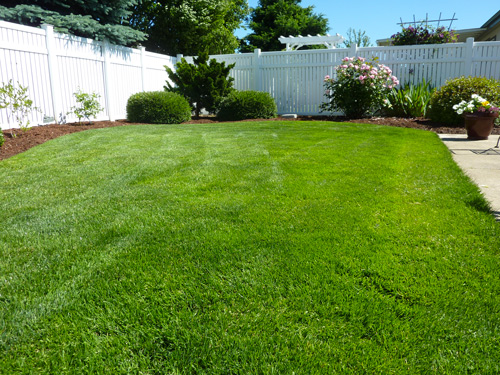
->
453 94 499 140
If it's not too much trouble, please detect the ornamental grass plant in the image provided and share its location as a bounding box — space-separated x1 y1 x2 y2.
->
384 79 435 118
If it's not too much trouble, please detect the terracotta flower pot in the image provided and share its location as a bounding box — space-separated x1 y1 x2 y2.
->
464 112 499 140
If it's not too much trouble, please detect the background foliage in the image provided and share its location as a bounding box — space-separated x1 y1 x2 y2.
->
240 0 329 52
342 28 371 48
129 0 249 55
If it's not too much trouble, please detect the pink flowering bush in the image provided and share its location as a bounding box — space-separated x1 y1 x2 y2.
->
320 57 399 118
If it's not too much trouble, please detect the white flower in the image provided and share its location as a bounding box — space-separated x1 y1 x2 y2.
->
457 109 463 114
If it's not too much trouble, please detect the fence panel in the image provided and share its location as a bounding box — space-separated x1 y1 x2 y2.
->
0 21 178 129
0 21 52 128
210 40 500 115
53 33 107 123
472 41 500 80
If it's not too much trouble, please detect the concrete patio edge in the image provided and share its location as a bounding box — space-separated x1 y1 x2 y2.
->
439 133 500 221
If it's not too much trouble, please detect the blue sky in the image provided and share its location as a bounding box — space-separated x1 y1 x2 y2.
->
235 0 494 45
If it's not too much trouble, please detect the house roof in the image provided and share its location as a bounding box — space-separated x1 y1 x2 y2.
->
376 10 500 46
481 10 500 28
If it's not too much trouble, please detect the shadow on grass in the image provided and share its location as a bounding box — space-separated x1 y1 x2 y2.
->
465 195 494 216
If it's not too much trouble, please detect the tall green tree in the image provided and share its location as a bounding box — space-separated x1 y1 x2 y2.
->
240 0 329 52
0 0 146 46
342 28 371 48
129 0 249 56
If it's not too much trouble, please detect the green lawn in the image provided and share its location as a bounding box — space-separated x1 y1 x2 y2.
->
0 121 499 374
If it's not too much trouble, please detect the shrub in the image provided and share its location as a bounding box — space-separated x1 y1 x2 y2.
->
391 24 458 45
0 131 4 148
126 91 191 124
320 57 399 118
68 89 104 124
0 80 40 132
165 51 235 118
384 79 435 118
217 91 277 121
427 76 500 125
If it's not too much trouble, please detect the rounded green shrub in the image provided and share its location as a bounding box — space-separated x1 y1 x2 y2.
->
0 131 4 148
428 76 500 126
216 90 277 121
126 91 191 124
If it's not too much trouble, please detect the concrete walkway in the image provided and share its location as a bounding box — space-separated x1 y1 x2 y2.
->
439 134 500 220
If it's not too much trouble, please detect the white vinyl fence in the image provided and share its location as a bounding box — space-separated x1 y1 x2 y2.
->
1 19 500 128
207 39 500 115
0 21 177 129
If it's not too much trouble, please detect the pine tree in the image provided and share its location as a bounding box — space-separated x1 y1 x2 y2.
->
0 0 146 46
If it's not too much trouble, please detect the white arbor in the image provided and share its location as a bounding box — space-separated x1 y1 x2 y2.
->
278 34 345 51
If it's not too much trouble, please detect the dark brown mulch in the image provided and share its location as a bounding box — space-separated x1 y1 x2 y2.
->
1 116 498 161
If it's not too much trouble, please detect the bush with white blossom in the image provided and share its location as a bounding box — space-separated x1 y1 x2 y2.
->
320 56 399 118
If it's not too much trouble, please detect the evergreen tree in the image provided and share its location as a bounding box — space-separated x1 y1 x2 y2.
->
165 51 235 117
240 0 329 52
129 0 249 56
0 0 146 46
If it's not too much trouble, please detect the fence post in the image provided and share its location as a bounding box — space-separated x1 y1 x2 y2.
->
140 46 146 92
464 37 475 77
349 43 358 57
42 24 62 123
253 49 261 91
102 40 115 121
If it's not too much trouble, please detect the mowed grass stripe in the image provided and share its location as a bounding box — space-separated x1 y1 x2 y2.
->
0 122 499 374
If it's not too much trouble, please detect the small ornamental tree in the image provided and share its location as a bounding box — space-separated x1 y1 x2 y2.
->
68 89 104 124
320 57 399 118
391 24 458 45
0 80 41 133
165 51 235 118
